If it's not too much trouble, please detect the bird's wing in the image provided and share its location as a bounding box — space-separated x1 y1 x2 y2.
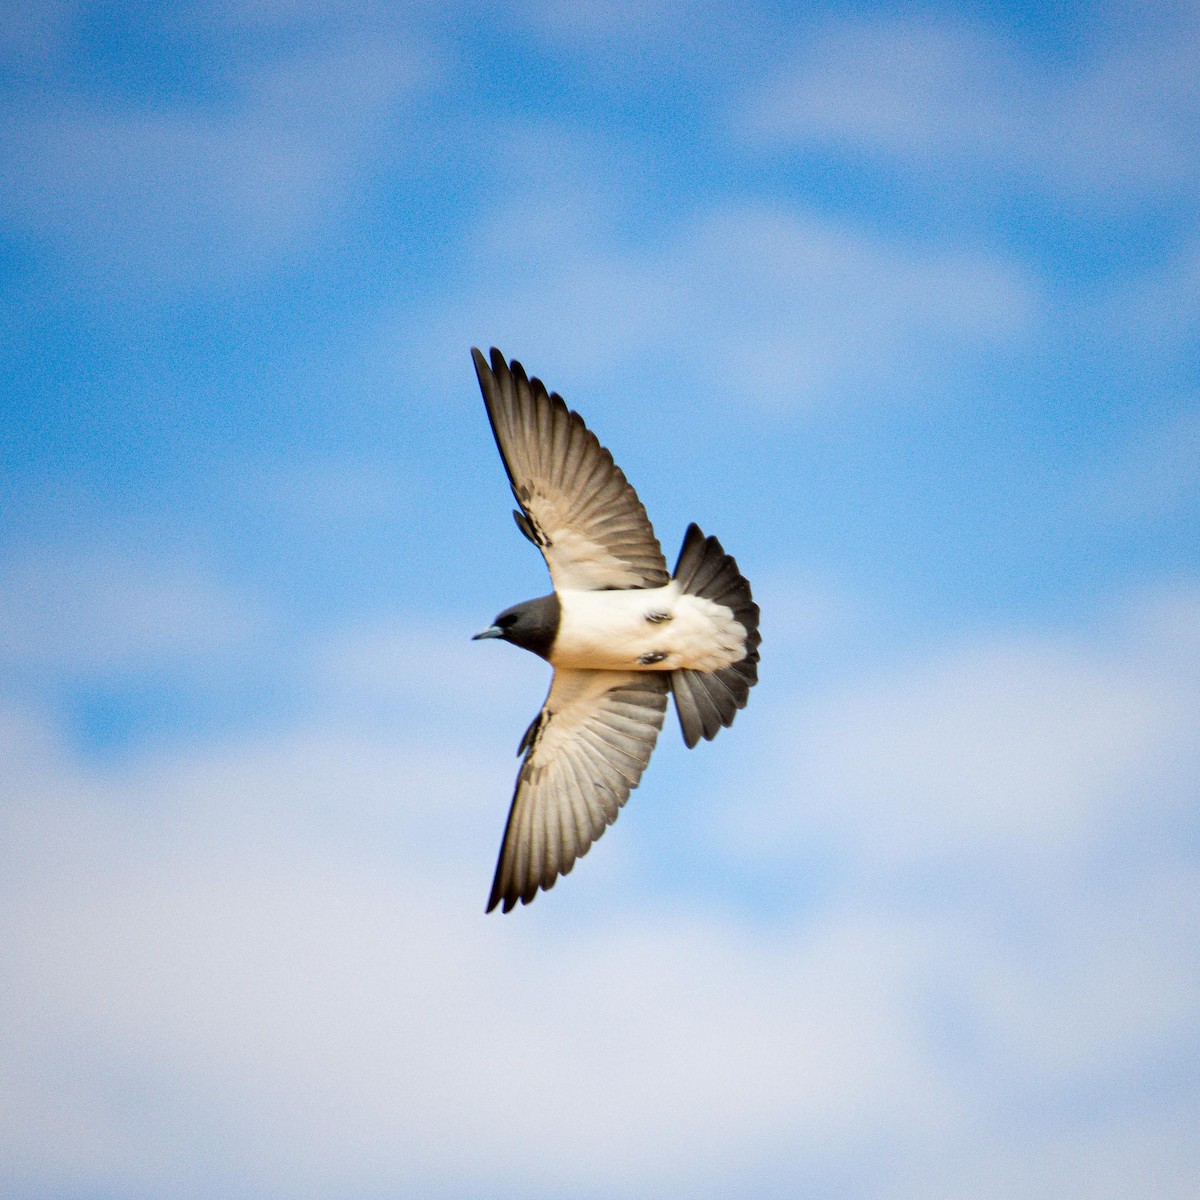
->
488 667 669 912
473 347 670 591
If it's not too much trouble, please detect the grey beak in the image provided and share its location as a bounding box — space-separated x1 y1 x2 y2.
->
472 625 503 640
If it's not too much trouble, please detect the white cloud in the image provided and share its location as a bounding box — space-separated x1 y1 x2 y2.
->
897 1110 1200 1200
404 130 1037 413
316 614 548 708
742 16 1200 207
0 31 430 289
1 584 1198 1197
733 585 1200 867
253 458 422 524
672 206 1034 406
0 549 262 676
0 701 956 1198
746 22 1019 159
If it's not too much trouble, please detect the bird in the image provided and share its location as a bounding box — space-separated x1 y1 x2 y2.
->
471 347 760 912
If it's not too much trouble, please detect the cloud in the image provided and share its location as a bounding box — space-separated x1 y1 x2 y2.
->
732 584 1200 868
312 612 554 755
0 29 430 290
1 7 1196 1195
239 457 426 525
2 582 1198 1197
741 16 1200 208
893 1108 1200 1200
0 699 954 1199
0 549 262 677
403 126 1038 412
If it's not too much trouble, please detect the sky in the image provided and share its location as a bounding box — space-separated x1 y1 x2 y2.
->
1 1 1198 1196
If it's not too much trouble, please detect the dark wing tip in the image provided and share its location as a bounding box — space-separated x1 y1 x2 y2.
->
486 862 524 913
486 877 544 915
489 346 515 380
472 346 523 393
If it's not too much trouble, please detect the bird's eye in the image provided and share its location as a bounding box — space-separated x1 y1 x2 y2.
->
498 613 518 628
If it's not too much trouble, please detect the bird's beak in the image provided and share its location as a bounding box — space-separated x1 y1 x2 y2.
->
472 625 503 640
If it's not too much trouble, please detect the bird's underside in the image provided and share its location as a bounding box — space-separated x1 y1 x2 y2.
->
548 582 750 674
472 347 760 912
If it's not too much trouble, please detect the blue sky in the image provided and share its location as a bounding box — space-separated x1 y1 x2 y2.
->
2 1 1198 1196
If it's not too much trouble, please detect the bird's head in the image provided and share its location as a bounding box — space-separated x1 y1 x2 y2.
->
472 593 560 661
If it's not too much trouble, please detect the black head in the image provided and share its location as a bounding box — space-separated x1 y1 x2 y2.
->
472 593 560 660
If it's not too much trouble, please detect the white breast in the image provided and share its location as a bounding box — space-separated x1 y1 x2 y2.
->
551 583 748 672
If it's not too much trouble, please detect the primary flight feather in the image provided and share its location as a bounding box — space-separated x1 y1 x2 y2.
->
471 348 761 912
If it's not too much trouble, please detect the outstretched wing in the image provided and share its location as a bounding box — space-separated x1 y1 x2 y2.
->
472 347 669 591
488 668 669 913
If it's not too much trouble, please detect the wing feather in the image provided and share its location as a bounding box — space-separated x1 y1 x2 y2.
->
473 348 669 591
487 669 669 912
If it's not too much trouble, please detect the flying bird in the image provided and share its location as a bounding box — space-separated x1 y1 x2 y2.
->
471 348 760 912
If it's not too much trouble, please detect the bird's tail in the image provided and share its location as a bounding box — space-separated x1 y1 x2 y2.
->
669 523 761 748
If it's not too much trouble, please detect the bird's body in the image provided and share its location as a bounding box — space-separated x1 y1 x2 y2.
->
548 584 749 673
471 347 760 912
